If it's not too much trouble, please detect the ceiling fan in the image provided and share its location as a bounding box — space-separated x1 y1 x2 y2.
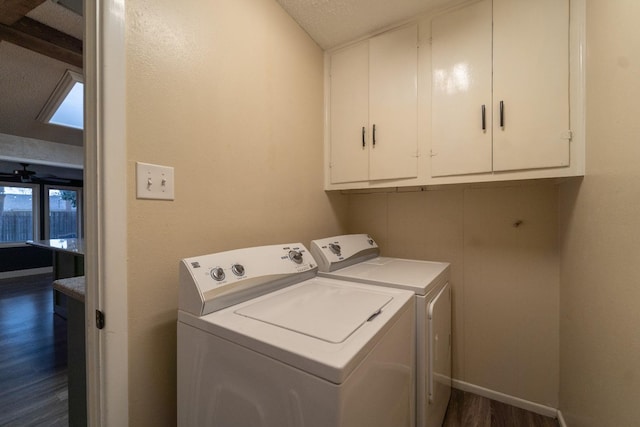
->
0 163 71 184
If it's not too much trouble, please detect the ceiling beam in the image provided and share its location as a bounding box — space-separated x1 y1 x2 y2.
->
0 0 47 25
0 16 82 68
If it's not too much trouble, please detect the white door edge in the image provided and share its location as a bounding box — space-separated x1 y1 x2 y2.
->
84 0 129 425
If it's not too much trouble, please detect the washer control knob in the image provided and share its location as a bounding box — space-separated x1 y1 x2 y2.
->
231 264 245 277
288 250 303 264
210 267 225 281
328 243 341 256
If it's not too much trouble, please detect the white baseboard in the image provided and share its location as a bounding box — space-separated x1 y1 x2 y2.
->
452 379 558 419
0 267 53 280
557 410 568 427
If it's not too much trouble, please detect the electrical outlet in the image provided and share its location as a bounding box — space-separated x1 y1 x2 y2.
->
136 162 175 200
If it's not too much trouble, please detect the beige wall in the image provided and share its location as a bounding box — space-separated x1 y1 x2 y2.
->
120 0 640 424
558 1 640 425
347 182 560 407
125 0 347 423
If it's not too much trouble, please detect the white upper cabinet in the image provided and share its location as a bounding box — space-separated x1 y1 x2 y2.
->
431 0 493 177
431 0 572 178
493 0 570 172
324 0 583 189
368 25 419 181
330 41 370 184
328 24 418 185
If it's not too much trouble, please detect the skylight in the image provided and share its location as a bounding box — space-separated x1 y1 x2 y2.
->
49 80 83 129
38 70 84 130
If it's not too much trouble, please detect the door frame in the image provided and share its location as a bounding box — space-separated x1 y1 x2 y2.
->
84 0 128 425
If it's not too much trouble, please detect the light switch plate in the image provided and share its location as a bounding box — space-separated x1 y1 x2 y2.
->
136 162 175 200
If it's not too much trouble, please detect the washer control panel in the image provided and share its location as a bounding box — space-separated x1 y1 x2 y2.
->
288 249 303 264
231 263 245 277
328 243 341 256
210 267 226 281
310 234 380 272
179 243 317 315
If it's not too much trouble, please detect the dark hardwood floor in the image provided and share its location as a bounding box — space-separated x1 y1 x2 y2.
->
0 273 68 426
443 388 559 427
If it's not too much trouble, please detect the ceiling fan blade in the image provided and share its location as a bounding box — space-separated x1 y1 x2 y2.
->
1 164 79 185
34 176 72 184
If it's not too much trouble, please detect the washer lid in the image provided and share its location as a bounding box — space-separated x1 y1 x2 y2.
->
235 282 392 343
179 277 414 384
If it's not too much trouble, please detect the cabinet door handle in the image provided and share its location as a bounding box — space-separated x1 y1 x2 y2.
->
481 104 486 131
362 126 366 147
373 124 376 147
499 100 505 128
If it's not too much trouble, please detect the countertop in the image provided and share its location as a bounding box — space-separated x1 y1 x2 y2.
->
27 238 85 255
53 276 85 302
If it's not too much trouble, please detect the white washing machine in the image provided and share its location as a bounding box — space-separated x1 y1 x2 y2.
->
310 234 451 427
177 243 416 427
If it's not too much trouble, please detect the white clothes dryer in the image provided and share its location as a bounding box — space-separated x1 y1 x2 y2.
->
310 234 451 427
177 243 416 427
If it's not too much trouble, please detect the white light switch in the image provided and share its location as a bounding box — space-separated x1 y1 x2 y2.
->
136 162 175 200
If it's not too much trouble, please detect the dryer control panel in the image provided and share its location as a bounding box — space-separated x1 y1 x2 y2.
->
310 234 380 272
179 243 317 316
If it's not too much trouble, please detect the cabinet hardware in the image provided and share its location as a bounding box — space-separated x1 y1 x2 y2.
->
362 126 365 147
481 104 486 131
373 124 376 146
499 100 505 128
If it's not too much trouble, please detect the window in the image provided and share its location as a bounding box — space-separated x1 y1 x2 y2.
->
49 81 83 129
0 184 38 244
45 186 82 239
37 70 84 130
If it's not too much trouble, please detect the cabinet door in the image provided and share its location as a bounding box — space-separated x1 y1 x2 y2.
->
493 0 570 172
431 0 493 177
369 25 418 181
329 41 369 184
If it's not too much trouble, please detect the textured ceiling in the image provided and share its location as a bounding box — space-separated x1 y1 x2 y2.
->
276 0 458 49
0 1 83 148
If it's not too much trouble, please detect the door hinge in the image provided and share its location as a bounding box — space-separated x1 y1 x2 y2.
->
96 310 105 330
561 130 573 141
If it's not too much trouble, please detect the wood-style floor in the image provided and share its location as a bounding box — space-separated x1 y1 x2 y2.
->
0 273 68 427
443 388 559 427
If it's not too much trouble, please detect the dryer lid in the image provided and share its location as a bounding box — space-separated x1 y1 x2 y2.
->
235 282 392 343
329 257 450 295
